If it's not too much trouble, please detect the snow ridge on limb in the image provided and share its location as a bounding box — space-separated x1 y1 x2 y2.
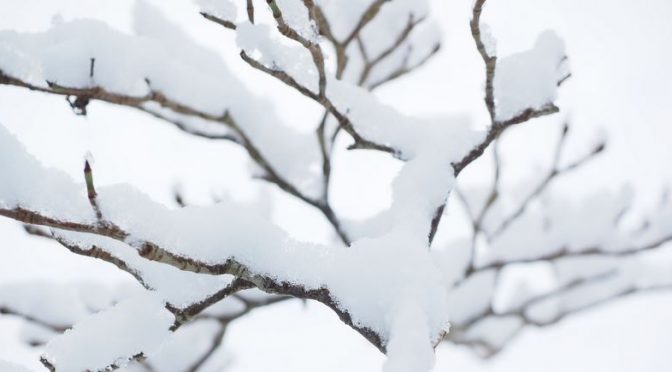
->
41 293 173 372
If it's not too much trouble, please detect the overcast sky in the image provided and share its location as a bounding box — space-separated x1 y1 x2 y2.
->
0 0 671 371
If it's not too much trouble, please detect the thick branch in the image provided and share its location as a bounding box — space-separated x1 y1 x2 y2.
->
0 206 384 352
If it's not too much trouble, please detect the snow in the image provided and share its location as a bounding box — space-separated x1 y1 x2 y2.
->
53 229 234 308
480 23 497 57
327 82 481 160
494 30 567 121
0 125 94 222
236 22 321 94
275 0 319 42
94 185 452 349
382 303 436 372
43 292 173 371
344 152 457 241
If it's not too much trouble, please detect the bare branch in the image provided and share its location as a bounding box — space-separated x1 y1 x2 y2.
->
84 160 103 221
470 0 497 122
200 12 236 30
247 0 255 23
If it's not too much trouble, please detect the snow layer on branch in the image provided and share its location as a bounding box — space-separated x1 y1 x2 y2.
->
328 82 481 160
236 22 320 93
52 229 233 308
494 31 567 121
0 3 323 199
43 292 173 371
382 303 435 372
480 24 497 57
327 84 479 244
275 0 319 42
0 125 94 222
344 152 457 241
9 281 141 346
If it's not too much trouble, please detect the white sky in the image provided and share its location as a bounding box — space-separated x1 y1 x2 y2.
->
0 0 671 371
